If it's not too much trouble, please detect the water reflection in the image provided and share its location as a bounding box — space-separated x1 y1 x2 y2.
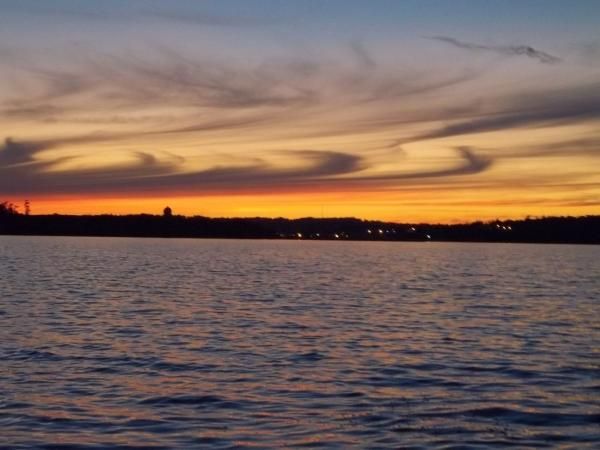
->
1 237 599 448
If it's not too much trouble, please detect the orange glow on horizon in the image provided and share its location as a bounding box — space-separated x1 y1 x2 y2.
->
18 191 600 224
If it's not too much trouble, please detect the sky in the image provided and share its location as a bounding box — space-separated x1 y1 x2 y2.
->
0 0 599 222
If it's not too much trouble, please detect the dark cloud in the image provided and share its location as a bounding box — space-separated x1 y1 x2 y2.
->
0 138 181 196
0 138 73 196
447 147 493 176
408 83 600 142
498 137 600 159
291 150 366 177
0 140 366 195
428 36 561 64
0 137 493 197
0 138 48 166
352 147 493 183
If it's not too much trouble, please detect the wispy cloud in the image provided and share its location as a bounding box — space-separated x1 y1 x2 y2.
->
498 137 600 159
0 138 365 196
408 83 600 141
0 138 48 166
348 147 493 183
0 136 494 197
349 41 376 69
0 39 597 206
428 36 561 64
0 46 475 133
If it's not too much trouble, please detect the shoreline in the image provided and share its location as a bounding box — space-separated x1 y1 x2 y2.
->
1 233 598 245
1 213 598 245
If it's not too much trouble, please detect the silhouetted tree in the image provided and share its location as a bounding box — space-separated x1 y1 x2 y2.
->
0 201 19 216
0 209 598 244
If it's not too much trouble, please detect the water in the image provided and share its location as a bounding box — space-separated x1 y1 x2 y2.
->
1 236 599 449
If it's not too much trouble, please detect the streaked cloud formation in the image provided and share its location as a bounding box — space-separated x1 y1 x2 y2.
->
428 36 561 64
0 0 599 221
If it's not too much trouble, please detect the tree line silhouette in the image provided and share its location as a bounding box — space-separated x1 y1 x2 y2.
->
0 203 598 244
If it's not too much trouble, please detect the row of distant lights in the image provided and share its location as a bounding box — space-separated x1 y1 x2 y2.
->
366 228 397 235
295 232 349 239
367 227 430 239
294 227 431 240
293 224 511 240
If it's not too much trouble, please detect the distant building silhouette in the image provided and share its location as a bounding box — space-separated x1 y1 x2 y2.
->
0 201 599 244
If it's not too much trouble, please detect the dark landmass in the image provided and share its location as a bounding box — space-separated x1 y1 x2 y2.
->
1 203 598 244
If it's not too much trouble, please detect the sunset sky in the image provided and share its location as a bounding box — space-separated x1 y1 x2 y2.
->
1 0 599 222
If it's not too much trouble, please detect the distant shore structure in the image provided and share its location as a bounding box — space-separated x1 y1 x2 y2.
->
0 208 598 244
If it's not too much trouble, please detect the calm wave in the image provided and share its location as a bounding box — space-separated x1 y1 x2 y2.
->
1 236 599 449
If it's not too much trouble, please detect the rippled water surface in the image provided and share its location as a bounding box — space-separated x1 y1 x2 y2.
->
1 236 599 449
